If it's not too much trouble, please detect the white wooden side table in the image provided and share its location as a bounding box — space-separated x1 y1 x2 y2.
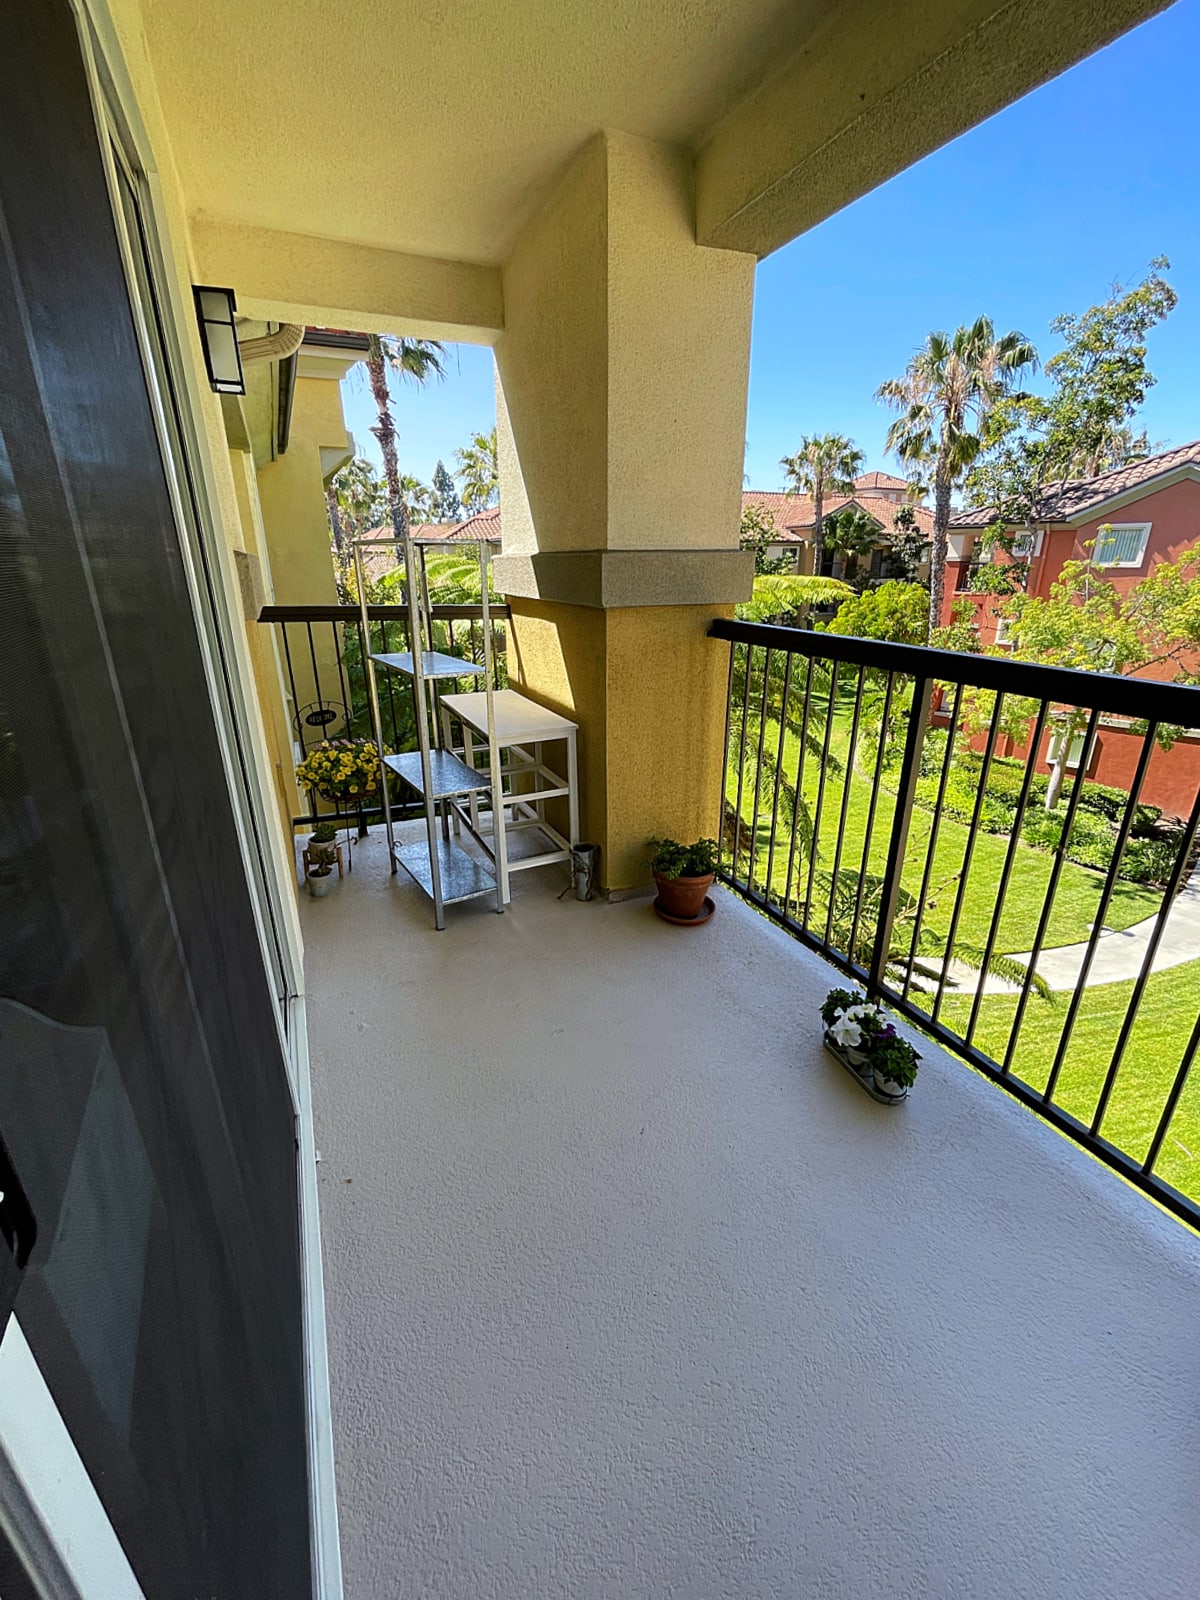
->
439 688 580 903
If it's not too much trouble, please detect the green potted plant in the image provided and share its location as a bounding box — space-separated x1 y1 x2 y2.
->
821 987 919 1102
870 1031 920 1099
308 821 339 866
649 837 718 924
307 862 336 899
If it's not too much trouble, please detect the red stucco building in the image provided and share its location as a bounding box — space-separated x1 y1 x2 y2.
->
944 440 1200 815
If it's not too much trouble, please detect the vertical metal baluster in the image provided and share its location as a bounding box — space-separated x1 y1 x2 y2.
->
823 664 867 951
931 694 1005 1023
1142 1011 1200 1177
803 660 840 936
717 641 736 876
901 682 961 998
781 655 816 920
1043 725 1158 1107
849 670 896 965
762 653 795 904
306 622 325 725
730 644 753 882
868 676 933 1001
965 700 1050 1049
1003 706 1101 1081
377 620 401 752
280 623 304 754
332 621 352 739
747 650 775 892
354 619 369 737
1090 783 1200 1133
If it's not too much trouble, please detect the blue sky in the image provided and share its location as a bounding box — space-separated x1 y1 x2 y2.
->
342 0 1199 495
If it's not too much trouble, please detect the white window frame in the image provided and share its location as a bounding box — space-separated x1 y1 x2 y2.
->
1092 522 1151 569
1011 528 1044 559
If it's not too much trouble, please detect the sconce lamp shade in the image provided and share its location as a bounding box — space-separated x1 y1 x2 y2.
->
192 285 244 395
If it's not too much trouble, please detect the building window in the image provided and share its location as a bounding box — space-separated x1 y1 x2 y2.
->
1092 522 1150 568
993 615 1013 646
1011 528 1043 559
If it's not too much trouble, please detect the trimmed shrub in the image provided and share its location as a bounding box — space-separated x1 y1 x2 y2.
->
1121 837 1179 886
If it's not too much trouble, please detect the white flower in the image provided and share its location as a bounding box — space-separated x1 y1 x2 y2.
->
829 1012 863 1049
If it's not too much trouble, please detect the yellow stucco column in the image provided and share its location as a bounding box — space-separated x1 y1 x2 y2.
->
494 133 756 892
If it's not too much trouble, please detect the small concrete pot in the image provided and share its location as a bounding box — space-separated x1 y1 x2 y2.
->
307 871 336 899
873 1067 906 1098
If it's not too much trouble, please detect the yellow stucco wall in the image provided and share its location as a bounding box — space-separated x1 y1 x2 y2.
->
508 600 732 890
256 375 346 605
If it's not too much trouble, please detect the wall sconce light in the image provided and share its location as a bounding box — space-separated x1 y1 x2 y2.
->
192 285 245 395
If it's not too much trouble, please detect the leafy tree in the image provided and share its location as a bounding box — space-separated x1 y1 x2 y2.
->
399 474 433 523
967 260 1177 523
736 574 852 624
430 460 461 522
363 334 446 544
740 500 789 575
823 581 930 646
878 318 1037 640
930 598 983 655
326 457 388 599
780 434 864 576
888 504 926 583
822 506 880 589
455 428 499 511
996 538 1200 808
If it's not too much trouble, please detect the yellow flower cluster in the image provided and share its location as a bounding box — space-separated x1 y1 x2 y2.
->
296 739 381 799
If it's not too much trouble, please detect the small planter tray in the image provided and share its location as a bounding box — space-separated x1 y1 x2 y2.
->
822 1031 907 1105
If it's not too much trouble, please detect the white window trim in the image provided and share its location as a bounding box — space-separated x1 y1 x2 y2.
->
1012 528 1044 559
1092 521 1151 570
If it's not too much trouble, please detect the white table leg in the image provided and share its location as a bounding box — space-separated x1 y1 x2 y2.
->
567 729 580 846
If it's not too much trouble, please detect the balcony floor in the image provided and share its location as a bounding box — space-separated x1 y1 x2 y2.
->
303 828 1200 1600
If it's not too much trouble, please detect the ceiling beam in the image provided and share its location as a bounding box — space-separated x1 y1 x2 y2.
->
190 218 504 344
695 0 1170 259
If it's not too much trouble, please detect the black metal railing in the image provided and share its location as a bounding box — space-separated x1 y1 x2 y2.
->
711 616 1200 1229
258 602 508 824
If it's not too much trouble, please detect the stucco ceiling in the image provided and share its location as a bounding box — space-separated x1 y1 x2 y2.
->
139 0 822 264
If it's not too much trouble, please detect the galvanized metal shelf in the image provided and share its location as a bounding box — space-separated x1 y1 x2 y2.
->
384 749 492 800
370 650 485 681
353 531 504 928
394 837 497 905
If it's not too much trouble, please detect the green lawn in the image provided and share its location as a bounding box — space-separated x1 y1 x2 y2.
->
727 660 1195 1206
940 961 1200 1205
728 691 1161 956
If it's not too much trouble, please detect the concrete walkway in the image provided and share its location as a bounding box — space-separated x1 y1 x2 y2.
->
303 831 1200 1600
942 862 1200 996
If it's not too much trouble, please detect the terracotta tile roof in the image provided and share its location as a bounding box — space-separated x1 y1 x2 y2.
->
855 470 910 492
952 439 1200 529
741 490 935 542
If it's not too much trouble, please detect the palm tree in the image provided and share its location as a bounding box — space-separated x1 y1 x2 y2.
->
455 428 499 512
878 319 1036 637
364 334 446 543
823 506 880 589
780 434 864 577
327 456 388 599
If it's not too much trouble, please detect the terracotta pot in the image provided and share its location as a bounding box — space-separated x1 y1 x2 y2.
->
653 870 714 921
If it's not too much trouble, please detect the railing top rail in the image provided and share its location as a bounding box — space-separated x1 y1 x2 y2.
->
259 603 510 623
709 616 1200 726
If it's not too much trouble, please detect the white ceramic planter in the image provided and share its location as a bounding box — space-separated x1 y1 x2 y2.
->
308 872 335 898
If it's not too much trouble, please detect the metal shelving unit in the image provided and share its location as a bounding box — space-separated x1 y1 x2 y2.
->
352 530 504 928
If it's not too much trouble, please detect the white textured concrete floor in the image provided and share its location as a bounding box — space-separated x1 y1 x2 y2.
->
304 830 1200 1600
